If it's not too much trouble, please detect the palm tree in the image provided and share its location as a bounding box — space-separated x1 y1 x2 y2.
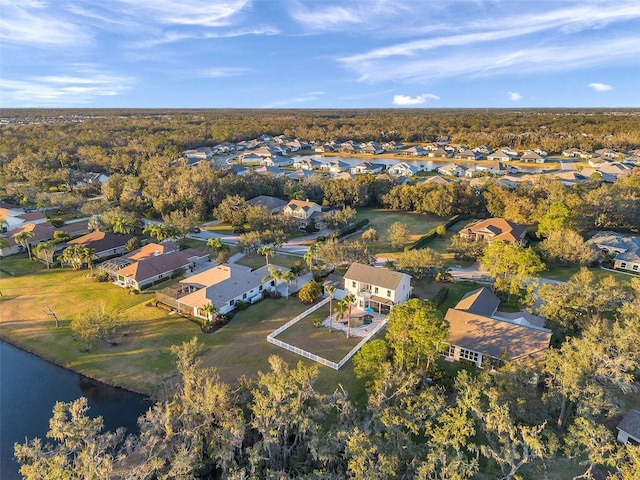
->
263 266 295 299
87 215 105 232
325 285 337 331
83 247 98 275
110 214 134 235
33 241 56 269
304 244 316 271
200 302 218 324
334 299 348 326
257 245 274 266
343 293 356 339
144 223 178 242
14 230 35 260
60 245 85 270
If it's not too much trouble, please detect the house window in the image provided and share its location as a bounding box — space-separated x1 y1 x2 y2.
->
620 262 627 269
259 285 263 291
352 281 356 288
633 265 639 271
230 300 235 306
443 345 456 358
374 287 379 294
387 290 391 298
242 293 247 299
459 349 479 364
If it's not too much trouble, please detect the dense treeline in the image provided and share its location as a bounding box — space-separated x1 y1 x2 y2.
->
15 285 640 479
382 170 640 232
2 109 640 174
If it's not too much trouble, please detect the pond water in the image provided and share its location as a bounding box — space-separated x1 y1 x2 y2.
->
0 340 150 479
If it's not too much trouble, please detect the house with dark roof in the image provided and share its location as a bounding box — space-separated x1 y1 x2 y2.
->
460 218 528 246
587 231 640 274
343 263 412 314
114 247 209 290
400 146 428 156
67 231 134 259
443 287 551 368
350 162 386 175
246 195 288 214
319 159 349 173
617 410 640 445
282 200 326 229
1 222 56 257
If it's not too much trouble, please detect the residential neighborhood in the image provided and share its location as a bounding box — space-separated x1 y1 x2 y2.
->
1 110 639 480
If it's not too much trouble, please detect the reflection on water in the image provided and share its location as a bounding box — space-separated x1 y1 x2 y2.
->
0 341 149 479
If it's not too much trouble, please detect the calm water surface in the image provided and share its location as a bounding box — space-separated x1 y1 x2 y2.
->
0 340 150 479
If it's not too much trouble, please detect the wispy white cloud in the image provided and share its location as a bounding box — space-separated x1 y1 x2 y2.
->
288 0 413 32
508 91 522 101
0 1 90 47
341 36 640 83
392 94 439 106
199 68 251 78
112 0 250 28
264 91 326 107
0 65 135 106
588 82 613 92
338 2 640 83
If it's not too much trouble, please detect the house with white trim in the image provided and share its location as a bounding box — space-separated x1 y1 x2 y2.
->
169 263 278 317
443 288 551 369
343 263 412 314
587 231 640 274
388 162 418 177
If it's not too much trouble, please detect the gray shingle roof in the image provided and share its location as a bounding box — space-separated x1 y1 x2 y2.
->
454 287 501 317
617 410 640 438
344 263 409 290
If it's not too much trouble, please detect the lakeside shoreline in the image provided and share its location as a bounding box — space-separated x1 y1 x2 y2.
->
0 335 152 398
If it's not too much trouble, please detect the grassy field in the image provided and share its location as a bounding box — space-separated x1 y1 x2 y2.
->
274 304 361 363
354 207 443 254
235 252 304 270
0 256 366 402
541 264 637 284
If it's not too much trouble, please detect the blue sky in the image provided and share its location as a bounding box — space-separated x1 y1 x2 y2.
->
1 0 639 108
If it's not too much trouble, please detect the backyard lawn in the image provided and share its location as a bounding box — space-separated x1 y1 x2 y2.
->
274 304 361 363
0 257 366 401
354 208 443 254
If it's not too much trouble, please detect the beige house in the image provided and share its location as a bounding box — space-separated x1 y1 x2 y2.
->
444 288 552 369
282 200 325 229
158 263 278 317
343 263 412 314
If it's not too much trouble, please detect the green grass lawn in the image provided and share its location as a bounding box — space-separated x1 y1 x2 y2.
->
274 304 361 362
354 207 443 255
0 258 365 400
541 264 636 284
203 222 245 234
236 252 304 270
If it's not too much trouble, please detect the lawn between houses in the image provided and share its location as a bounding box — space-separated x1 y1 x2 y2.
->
354 207 443 255
0 255 366 402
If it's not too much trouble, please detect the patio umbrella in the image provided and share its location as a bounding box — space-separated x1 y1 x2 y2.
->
364 307 374 314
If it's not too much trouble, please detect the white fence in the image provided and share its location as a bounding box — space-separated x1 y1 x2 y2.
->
267 296 387 370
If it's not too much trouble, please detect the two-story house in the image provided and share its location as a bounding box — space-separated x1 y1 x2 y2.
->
343 263 412 314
